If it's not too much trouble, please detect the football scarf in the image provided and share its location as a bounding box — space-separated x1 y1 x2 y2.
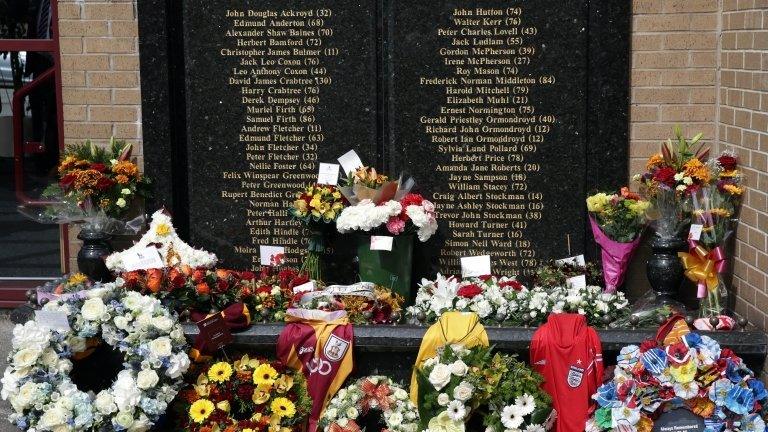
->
277 309 354 432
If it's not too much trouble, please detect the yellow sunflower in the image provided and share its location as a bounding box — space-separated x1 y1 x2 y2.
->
207 362 233 383
253 363 279 387
270 397 296 418
189 399 215 423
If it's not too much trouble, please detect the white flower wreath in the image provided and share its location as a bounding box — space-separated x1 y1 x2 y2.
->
1 285 191 431
319 375 419 432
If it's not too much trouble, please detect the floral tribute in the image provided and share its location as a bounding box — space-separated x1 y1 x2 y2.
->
34 273 93 304
1 286 190 431
587 187 650 292
176 355 311 432
318 375 419 432
406 274 629 327
45 138 150 218
532 260 604 288
106 210 218 273
290 183 348 281
683 152 744 319
587 322 767 432
416 345 554 432
293 284 405 325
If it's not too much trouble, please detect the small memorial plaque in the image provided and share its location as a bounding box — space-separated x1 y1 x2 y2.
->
196 313 233 353
652 409 705 432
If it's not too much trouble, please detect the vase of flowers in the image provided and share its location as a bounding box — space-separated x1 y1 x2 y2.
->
290 183 347 282
19 138 151 281
336 167 437 300
635 127 710 304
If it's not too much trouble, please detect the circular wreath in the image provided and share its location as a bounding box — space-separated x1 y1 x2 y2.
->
175 355 312 431
587 329 768 432
1 286 191 431
318 375 419 432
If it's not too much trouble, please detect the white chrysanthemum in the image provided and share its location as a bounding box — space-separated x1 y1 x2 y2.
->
336 199 401 233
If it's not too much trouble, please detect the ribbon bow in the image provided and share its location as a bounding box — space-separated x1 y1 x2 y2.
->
678 241 726 298
329 420 361 432
360 379 391 411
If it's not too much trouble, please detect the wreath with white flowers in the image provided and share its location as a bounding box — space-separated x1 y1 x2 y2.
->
318 375 420 432
1 285 191 431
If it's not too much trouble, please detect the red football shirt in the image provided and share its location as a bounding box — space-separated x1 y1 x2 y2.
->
530 313 603 432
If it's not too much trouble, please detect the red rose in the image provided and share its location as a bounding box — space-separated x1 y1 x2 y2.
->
457 283 483 298
168 268 186 289
255 285 272 295
653 166 677 187
291 274 309 289
195 283 210 295
240 271 256 281
89 163 106 172
192 269 206 283
95 176 115 191
216 278 229 293
499 280 524 291
59 173 76 190
717 155 738 171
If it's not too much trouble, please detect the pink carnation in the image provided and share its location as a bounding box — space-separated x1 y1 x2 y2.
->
386 216 405 235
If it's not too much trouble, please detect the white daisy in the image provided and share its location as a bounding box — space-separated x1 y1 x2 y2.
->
501 405 525 429
515 393 536 416
447 400 466 422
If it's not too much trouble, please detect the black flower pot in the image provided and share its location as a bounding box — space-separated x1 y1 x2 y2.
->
646 236 686 304
77 229 113 282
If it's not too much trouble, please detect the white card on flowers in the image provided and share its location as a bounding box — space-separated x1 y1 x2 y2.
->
293 280 316 294
555 254 586 267
35 310 71 332
370 235 394 251
566 274 588 289
337 150 363 176
688 224 703 241
317 163 340 185
121 246 164 271
259 245 285 266
460 255 491 278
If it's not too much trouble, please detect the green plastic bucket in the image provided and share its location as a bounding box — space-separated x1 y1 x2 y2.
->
356 234 414 300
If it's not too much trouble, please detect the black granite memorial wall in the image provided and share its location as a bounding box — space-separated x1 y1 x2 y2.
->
137 0 631 280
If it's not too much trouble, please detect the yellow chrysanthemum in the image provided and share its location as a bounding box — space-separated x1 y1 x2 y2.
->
207 362 233 383
586 193 611 213
253 363 278 387
189 399 215 423
723 184 744 195
683 158 710 183
270 397 296 418
155 223 171 237
628 200 650 216
68 273 89 285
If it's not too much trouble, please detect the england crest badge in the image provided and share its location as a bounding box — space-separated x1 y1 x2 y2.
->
567 365 585 388
323 334 350 362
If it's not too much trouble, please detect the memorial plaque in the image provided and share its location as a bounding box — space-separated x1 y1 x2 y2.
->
652 409 705 432
389 0 588 277
139 1 629 279
181 0 378 269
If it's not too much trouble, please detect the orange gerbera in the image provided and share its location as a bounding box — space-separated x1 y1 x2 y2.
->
112 160 140 177
683 158 710 182
646 153 664 170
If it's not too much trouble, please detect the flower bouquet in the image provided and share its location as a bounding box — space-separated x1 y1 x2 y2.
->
588 322 766 432
416 345 554 432
18 138 151 280
336 167 437 298
682 152 744 321
176 355 312 432
292 282 405 324
586 187 650 292
290 184 348 282
532 260 604 288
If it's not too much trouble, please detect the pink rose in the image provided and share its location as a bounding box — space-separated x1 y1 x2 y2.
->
386 217 405 235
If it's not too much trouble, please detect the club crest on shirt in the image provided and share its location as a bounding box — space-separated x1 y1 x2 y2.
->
567 365 584 388
324 334 350 362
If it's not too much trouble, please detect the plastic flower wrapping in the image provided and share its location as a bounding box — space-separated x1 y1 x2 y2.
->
292 283 405 325
105 210 218 273
174 355 311 432
587 187 650 292
406 274 629 327
634 127 711 238
18 138 150 234
416 345 554 432
588 323 767 432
